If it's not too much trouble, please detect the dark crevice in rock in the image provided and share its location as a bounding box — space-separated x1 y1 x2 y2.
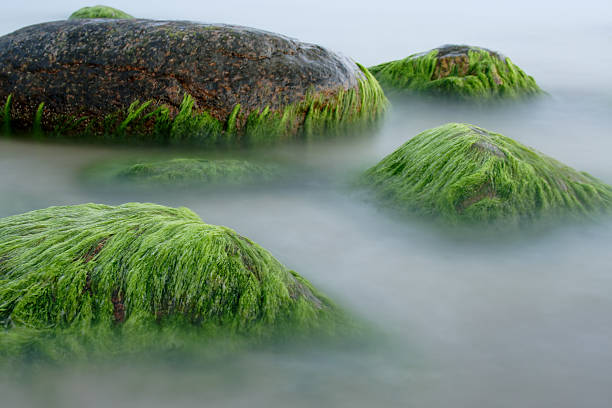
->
83 272 93 295
111 289 126 323
82 237 110 264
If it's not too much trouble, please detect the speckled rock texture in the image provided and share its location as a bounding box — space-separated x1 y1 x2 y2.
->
0 19 378 137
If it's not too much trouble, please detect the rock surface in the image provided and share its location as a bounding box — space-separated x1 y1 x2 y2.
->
0 203 348 359
361 123 612 226
369 44 542 100
0 19 386 143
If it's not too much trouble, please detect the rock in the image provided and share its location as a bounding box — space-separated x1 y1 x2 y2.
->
0 19 387 145
369 45 542 100
0 203 349 359
86 158 281 187
361 123 612 226
68 5 134 20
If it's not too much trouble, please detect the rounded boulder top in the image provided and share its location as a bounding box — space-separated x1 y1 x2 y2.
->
361 123 612 227
369 44 542 101
68 5 134 20
0 203 351 359
0 19 386 145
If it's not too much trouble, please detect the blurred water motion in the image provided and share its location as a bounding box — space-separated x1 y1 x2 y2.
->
2 1 612 407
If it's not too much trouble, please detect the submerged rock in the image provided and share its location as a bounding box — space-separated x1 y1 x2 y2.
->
87 158 281 187
362 123 612 226
68 5 134 20
369 45 542 100
0 203 349 359
0 19 386 145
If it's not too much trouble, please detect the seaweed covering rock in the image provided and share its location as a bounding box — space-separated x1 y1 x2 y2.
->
369 45 542 100
362 123 612 226
112 158 279 186
0 19 386 145
0 203 348 359
68 5 134 20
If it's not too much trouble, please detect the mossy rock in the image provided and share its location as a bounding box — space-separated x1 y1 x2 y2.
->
87 158 281 187
0 20 387 146
369 45 542 101
68 6 134 20
362 123 612 226
0 203 350 360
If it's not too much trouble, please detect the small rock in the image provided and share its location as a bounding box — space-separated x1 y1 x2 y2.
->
361 123 612 225
369 45 542 101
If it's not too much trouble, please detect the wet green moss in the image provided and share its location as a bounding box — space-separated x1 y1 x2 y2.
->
1 94 11 135
68 6 134 20
93 158 280 187
369 45 542 101
32 102 44 138
362 123 612 226
0 203 351 360
1 64 387 146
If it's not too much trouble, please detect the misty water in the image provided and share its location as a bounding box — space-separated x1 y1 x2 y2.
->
2 1 612 407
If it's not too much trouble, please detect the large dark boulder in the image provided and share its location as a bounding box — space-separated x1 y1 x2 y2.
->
0 19 386 145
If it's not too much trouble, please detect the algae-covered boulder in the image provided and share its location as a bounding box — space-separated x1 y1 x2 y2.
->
0 19 386 145
87 158 281 187
0 203 348 359
362 123 612 226
369 45 542 101
68 5 134 20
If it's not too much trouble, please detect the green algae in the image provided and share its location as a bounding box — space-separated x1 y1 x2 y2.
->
361 123 612 227
369 46 542 101
88 158 281 187
1 94 11 135
1 64 387 146
68 6 134 20
32 102 44 138
0 203 351 361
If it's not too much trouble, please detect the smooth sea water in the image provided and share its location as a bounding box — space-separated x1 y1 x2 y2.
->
1 1 612 407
